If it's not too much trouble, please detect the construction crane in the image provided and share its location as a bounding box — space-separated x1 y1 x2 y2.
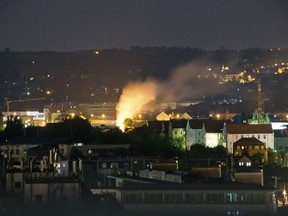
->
5 97 45 116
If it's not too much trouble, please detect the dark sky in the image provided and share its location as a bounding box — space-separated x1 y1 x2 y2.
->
1 0 288 51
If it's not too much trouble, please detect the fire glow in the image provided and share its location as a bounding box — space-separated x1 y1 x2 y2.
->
116 61 232 131
116 79 157 131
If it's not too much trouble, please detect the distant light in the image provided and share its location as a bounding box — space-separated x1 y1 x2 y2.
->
95 51 99 55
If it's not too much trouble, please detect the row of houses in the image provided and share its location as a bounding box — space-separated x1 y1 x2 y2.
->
147 119 278 164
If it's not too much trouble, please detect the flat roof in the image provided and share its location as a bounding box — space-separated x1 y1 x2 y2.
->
120 182 276 191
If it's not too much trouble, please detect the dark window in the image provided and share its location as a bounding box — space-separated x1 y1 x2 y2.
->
15 149 20 155
14 182 21 189
35 195 43 203
164 193 183 203
184 193 195 203
144 193 162 203
206 193 224 204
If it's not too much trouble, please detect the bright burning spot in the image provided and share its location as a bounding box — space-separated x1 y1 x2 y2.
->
116 79 157 131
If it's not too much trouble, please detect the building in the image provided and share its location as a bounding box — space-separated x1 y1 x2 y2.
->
114 182 278 215
168 119 188 150
233 137 268 163
224 123 274 154
186 120 205 149
204 120 226 148
24 177 81 205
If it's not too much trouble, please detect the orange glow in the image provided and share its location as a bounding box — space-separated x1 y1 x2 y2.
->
116 80 157 131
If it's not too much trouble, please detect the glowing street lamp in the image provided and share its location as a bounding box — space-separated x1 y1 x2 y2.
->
283 186 287 203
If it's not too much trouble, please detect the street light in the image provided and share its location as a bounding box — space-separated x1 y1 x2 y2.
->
283 185 287 205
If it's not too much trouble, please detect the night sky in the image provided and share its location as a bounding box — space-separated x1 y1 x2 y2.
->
1 0 288 51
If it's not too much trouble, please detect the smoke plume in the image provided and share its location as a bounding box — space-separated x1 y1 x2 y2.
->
116 61 231 130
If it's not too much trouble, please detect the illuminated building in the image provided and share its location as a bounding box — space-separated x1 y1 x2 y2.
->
224 124 274 154
233 137 268 163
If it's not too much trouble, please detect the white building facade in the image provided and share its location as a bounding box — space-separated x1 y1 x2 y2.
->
224 124 274 154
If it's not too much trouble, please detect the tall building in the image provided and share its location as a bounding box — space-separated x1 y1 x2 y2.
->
250 81 270 125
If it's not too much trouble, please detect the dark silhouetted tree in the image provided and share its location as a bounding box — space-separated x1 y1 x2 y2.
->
61 115 93 143
4 115 24 140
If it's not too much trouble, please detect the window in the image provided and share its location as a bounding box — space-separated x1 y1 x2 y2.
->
164 193 183 203
15 149 20 155
15 182 21 189
87 149 95 154
239 162 244 166
184 193 195 203
247 193 265 204
206 193 224 204
110 162 119 169
263 135 266 139
35 195 43 203
101 163 107 169
246 162 251 166
144 193 162 203
123 193 142 203
226 193 244 203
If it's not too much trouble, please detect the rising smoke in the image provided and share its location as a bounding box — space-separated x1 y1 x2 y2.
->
116 61 231 130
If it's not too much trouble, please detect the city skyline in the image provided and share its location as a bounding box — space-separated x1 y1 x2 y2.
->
1 0 288 51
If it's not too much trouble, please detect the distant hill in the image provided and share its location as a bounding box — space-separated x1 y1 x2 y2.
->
0 47 288 112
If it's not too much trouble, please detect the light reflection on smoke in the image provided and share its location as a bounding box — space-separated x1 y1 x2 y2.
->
116 61 231 130
116 78 158 131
